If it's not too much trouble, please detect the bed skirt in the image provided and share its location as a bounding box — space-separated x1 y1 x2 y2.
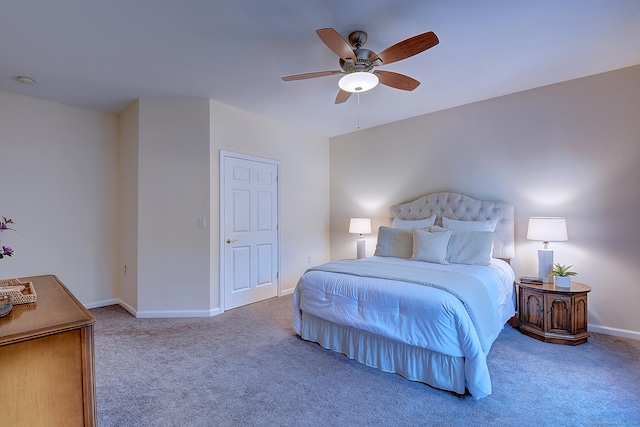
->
299 311 467 395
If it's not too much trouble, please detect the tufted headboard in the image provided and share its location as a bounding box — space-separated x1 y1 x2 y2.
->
389 192 515 259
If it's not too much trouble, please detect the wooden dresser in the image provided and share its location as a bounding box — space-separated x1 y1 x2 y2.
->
0 275 96 426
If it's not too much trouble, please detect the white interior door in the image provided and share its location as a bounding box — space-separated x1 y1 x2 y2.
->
221 152 279 310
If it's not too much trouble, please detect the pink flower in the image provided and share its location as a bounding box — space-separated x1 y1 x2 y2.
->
0 217 14 232
0 216 16 260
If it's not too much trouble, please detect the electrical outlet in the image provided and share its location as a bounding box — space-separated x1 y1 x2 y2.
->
198 217 206 228
307 256 312 264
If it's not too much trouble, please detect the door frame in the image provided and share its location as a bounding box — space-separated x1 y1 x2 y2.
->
219 150 281 313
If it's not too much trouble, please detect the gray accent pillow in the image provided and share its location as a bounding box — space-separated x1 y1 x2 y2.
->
410 228 452 265
373 226 413 259
447 231 494 265
428 226 494 265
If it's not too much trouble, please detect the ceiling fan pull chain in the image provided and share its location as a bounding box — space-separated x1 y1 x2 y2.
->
357 92 360 130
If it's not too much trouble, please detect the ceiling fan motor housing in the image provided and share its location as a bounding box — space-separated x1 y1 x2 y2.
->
340 49 377 73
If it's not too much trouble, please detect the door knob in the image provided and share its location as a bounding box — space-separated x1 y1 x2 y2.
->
226 238 237 244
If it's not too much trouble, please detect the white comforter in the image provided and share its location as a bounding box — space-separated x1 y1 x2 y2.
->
293 256 515 398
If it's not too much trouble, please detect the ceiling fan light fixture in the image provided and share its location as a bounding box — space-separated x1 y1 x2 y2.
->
338 72 379 93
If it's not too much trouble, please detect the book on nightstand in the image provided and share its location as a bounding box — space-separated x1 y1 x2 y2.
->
519 276 543 285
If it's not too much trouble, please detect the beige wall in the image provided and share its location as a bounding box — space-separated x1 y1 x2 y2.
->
0 91 329 316
5 63 636 337
330 65 640 338
209 100 331 305
136 98 212 315
117 100 139 310
0 91 118 304
115 98 330 316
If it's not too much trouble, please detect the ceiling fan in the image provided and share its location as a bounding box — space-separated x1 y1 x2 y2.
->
281 28 439 104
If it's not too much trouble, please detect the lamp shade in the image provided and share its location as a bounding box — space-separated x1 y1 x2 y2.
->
349 218 372 235
339 72 379 93
527 217 568 242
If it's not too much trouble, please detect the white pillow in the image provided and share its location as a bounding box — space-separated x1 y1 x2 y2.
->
410 228 452 265
442 217 498 232
391 215 436 229
447 231 494 266
373 226 413 259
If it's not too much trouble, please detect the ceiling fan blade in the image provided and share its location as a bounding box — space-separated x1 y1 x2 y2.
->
335 89 352 104
282 70 342 81
374 70 420 91
316 28 357 61
371 31 439 66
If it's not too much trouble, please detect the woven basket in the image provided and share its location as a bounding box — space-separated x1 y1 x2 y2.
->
0 278 37 305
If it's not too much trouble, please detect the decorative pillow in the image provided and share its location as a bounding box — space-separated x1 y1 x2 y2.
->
447 231 494 266
373 226 414 259
410 228 452 265
442 217 498 232
391 215 436 229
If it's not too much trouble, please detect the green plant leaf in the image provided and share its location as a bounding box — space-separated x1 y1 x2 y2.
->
549 263 577 277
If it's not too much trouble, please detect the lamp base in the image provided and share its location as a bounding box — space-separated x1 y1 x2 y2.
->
356 239 366 259
538 249 554 283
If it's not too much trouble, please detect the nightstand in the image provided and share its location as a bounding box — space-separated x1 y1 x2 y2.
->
516 280 591 345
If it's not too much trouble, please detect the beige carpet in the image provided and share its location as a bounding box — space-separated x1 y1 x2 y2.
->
92 294 640 427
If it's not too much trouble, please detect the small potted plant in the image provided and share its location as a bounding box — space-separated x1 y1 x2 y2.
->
549 263 577 288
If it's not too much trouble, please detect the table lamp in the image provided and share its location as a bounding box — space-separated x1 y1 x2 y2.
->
527 217 568 282
349 218 371 259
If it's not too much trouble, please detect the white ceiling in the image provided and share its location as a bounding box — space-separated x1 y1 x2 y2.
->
1 1 640 138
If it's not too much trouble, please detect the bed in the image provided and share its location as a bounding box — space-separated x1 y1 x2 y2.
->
293 192 516 399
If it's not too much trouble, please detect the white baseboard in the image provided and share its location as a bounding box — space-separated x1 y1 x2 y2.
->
136 307 221 318
84 299 639 340
84 298 119 309
117 299 137 317
84 298 221 318
589 323 640 341
280 287 294 296
83 298 136 316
